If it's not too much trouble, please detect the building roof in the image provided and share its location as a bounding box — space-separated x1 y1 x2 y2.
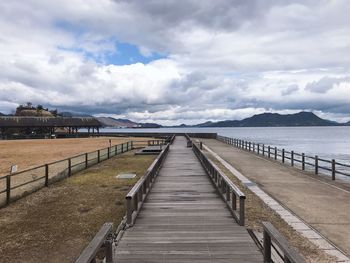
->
0 117 101 128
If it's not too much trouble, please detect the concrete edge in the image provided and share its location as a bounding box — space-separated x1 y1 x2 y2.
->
203 143 350 263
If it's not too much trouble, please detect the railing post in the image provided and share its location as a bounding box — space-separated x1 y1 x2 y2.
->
199 142 203 150
257 144 260 154
68 158 72 176
104 234 113 263
274 147 277 160
45 164 49 187
268 146 270 158
332 159 336 180
232 192 237 210
262 144 265 156
107 147 110 159
85 153 88 168
239 197 245 226
291 151 294 166
6 175 11 205
249 142 251 151
122 143 124 152
302 153 305 170
98 150 100 163
126 197 133 225
282 149 285 163
263 229 272 263
315 155 318 175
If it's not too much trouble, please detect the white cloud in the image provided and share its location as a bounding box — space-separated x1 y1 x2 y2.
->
0 0 350 124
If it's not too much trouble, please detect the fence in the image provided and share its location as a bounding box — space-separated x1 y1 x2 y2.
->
0 140 166 208
217 135 350 181
191 139 246 226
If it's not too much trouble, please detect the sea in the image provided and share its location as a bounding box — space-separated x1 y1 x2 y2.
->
101 126 350 165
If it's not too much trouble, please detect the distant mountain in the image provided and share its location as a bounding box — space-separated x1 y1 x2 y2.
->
0 112 5 116
195 112 339 127
138 122 162 128
97 117 139 128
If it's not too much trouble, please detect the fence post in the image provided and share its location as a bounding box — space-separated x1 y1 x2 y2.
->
274 147 277 160
302 153 305 170
332 159 336 180
6 175 11 205
85 153 88 168
249 142 251 151
107 147 110 159
98 150 100 163
68 158 72 176
282 149 285 163
291 151 294 166
268 146 270 158
239 197 245 226
262 144 265 156
257 144 260 154
263 229 272 263
45 164 49 187
315 155 318 175
122 143 124 153
105 234 113 263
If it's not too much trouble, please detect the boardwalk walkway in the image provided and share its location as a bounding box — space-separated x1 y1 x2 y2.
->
115 136 262 262
201 138 350 257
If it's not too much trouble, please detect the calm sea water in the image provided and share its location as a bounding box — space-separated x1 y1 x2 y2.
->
101 126 350 165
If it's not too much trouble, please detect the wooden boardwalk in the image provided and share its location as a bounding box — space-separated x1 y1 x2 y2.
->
115 136 262 262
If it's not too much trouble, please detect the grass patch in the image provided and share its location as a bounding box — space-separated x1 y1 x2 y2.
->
203 149 336 263
0 151 155 263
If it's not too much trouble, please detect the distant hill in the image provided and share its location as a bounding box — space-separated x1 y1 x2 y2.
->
96 117 139 128
195 112 340 127
0 112 5 116
138 122 162 128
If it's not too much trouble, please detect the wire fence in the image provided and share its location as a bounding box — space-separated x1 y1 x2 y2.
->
0 139 166 208
217 135 350 181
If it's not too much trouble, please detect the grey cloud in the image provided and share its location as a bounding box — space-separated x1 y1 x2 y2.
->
305 76 350 93
281 84 299 96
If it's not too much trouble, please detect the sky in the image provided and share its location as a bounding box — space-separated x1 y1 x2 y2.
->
0 0 350 125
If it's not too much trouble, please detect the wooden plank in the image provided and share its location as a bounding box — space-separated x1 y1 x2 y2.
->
115 136 263 262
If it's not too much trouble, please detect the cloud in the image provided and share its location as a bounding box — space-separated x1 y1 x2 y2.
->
0 0 350 124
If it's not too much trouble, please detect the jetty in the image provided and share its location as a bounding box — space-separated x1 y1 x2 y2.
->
77 135 305 263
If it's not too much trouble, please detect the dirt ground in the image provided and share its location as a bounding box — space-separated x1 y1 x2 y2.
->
0 150 156 263
204 149 336 263
0 136 149 176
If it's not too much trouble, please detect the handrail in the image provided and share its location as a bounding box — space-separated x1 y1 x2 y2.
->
75 222 114 263
263 221 305 263
125 143 170 226
192 141 246 226
217 135 350 180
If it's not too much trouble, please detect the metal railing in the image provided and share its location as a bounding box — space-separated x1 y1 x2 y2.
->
217 135 350 181
192 141 246 226
263 222 305 263
125 143 170 226
75 223 114 263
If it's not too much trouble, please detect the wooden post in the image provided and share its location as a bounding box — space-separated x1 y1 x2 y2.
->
263 229 272 263
107 147 110 159
332 159 336 180
239 197 245 226
104 235 113 263
249 142 251 151
315 155 318 175
302 153 305 170
122 143 124 153
291 151 294 166
262 144 265 156
126 197 133 225
199 142 203 150
98 150 100 163
231 192 237 210
274 147 277 160
45 164 49 187
6 175 11 205
68 158 72 176
85 153 88 168
282 149 285 163
257 144 260 154
268 146 270 158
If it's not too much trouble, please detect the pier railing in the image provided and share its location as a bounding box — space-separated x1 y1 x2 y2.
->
75 222 114 263
217 135 350 181
263 222 305 263
192 140 246 226
125 143 170 226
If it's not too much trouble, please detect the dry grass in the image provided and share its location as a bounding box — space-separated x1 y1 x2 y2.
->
0 151 155 263
0 136 150 176
204 150 336 263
